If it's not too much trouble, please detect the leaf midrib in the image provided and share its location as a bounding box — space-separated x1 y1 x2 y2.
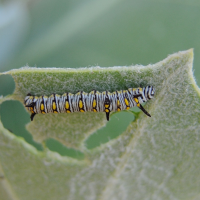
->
98 52 193 200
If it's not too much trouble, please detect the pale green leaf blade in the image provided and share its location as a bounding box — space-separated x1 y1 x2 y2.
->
26 112 106 150
0 49 200 200
0 163 19 200
2 63 155 147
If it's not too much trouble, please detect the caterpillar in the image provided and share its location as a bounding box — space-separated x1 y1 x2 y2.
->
24 86 155 121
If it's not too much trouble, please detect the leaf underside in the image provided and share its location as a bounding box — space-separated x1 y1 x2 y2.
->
0 49 200 200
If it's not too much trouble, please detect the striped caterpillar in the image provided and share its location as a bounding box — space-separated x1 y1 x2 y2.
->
24 86 155 121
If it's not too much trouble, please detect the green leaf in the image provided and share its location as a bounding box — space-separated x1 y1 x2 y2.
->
0 49 200 200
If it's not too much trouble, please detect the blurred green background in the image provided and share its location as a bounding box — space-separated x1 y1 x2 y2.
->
0 0 199 157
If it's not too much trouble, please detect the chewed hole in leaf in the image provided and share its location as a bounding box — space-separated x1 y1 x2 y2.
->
0 100 85 159
85 111 135 149
0 100 43 151
0 74 15 96
45 138 84 159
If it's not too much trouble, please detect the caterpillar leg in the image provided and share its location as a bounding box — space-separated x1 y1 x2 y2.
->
30 113 36 121
105 112 110 121
104 95 110 121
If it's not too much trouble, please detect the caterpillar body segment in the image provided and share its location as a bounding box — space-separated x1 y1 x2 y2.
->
24 86 155 121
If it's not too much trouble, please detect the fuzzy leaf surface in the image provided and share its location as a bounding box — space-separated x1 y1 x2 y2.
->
0 49 200 200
